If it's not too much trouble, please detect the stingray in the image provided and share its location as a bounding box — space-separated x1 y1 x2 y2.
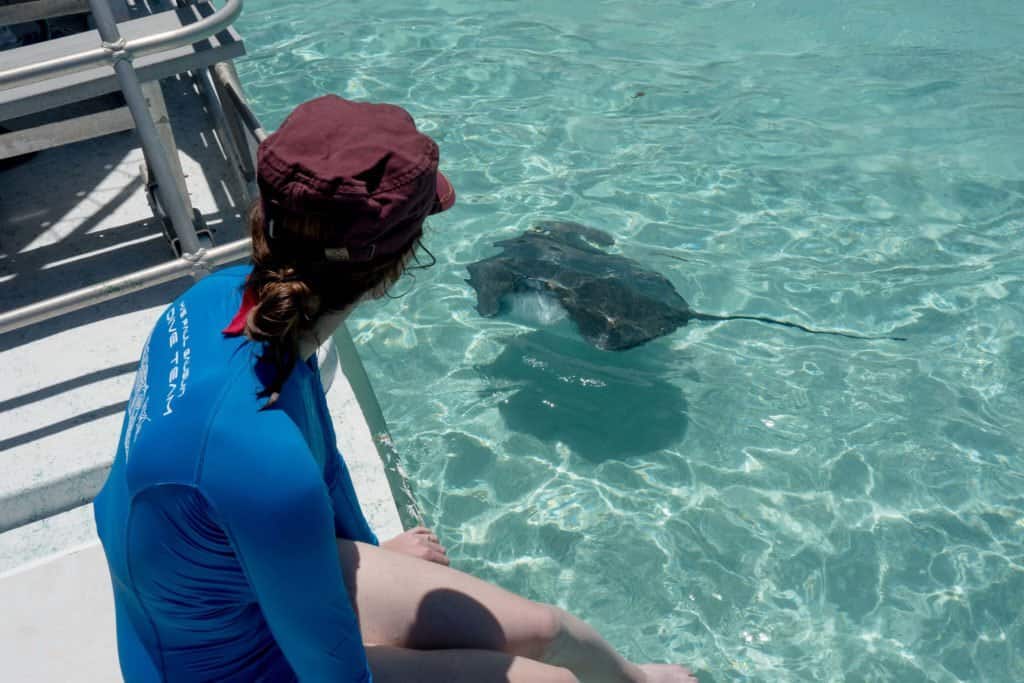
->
466 221 905 351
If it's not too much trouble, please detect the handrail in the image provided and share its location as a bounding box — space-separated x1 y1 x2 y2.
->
0 0 244 92
213 61 267 142
0 238 251 335
0 60 268 337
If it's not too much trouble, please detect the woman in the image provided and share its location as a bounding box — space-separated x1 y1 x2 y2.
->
94 95 697 683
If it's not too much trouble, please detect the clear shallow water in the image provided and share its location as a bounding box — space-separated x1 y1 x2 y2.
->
236 1 1024 680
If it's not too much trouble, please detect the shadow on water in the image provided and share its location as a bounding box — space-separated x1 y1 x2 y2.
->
476 330 689 462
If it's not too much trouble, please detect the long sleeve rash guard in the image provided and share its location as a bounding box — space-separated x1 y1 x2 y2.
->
94 265 378 682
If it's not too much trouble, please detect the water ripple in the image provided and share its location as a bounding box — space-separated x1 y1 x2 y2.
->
237 1 1024 679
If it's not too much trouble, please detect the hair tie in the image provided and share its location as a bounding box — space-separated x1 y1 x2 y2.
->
261 197 277 239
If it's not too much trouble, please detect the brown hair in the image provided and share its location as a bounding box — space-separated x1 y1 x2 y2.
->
243 200 425 406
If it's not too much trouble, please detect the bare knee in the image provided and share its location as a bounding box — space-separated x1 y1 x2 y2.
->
518 602 568 663
513 656 579 683
546 665 580 683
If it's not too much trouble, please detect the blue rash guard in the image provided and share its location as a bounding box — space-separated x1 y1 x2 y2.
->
94 265 378 682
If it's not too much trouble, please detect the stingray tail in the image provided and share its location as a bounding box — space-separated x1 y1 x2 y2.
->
691 312 906 341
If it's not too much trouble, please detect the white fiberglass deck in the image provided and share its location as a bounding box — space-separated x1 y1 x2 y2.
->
0 72 403 679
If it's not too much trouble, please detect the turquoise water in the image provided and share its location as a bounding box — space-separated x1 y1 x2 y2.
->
236 1 1024 680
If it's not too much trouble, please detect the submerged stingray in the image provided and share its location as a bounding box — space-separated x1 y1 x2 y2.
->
466 221 905 350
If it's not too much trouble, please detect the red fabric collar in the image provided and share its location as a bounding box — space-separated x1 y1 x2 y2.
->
222 287 257 337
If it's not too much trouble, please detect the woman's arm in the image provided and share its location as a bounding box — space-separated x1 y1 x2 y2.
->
324 442 380 545
207 418 374 682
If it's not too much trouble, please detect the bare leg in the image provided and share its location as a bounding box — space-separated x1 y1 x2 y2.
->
339 540 696 683
544 610 696 683
366 645 579 683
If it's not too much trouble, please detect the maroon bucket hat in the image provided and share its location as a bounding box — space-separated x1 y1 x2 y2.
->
256 95 455 261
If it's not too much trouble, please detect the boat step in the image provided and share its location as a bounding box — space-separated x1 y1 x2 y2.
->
0 541 120 681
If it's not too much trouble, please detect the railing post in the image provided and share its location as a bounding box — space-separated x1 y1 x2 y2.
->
205 63 255 181
140 79 195 216
212 61 266 142
86 0 202 255
196 65 250 190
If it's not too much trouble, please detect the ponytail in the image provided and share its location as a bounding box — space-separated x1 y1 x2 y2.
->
244 267 320 405
242 199 421 407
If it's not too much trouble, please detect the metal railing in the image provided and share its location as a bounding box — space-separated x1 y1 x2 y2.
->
0 0 244 92
0 239 251 335
1 0 245 260
0 59 266 334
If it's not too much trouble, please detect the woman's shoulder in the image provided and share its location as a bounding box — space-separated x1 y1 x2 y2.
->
180 264 252 306
130 265 255 428
140 264 251 349
201 386 323 489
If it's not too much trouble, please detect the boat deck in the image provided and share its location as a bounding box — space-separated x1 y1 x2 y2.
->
0 58 404 681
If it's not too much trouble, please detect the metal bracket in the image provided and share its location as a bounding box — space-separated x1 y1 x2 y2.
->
141 161 214 258
100 36 129 64
163 211 214 259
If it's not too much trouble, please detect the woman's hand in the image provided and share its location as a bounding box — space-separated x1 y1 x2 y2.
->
381 526 450 566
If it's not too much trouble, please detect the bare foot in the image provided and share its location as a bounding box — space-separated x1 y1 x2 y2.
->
638 663 698 683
